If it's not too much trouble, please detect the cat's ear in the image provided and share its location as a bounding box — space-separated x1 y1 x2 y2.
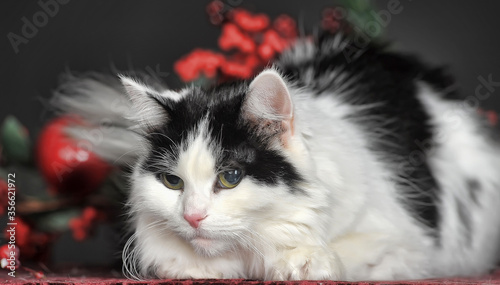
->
120 76 171 130
243 69 295 143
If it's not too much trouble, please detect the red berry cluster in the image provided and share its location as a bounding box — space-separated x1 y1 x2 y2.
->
69 206 105 241
0 244 20 269
2 218 51 260
0 243 44 279
321 8 343 34
174 1 298 82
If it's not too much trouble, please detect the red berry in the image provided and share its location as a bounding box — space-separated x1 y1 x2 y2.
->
264 30 288 52
13 218 31 249
174 49 225 82
258 43 275 61
69 217 88 241
231 9 269 32
219 53 263 80
74 229 87 241
486 111 498 126
218 23 256 53
206 0 225 25
209 14 224 26
36 117 111 195
0 244 19 260
322 17 340 33
321 7 342 33
221 63 252 79
0 244 20 269
69 207 106 241
82 206 98 222
206 0 224 16
34 271 45 279
273 15 297 39
257 30 289 61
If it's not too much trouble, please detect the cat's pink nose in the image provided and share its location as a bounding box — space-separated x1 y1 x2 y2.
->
183 213 207 228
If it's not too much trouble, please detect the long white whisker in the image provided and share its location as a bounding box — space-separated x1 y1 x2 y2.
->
122 220 166 280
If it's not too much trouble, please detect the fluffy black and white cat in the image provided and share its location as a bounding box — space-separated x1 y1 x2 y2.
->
53 33 500 281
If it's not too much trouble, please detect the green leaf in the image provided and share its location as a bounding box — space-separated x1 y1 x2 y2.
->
339 0 384 38
1 116 31 164
32 208 81 232
6 164 50 200
191 74 213 88
0 168 7 181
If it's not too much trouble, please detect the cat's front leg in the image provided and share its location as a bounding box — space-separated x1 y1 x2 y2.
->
269 246 345 280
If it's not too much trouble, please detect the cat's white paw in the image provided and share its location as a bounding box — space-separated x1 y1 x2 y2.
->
270 246 344 280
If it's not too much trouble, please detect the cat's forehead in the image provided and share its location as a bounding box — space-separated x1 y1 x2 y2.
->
182 82 248 107
170 84 247 132
142 83 250 169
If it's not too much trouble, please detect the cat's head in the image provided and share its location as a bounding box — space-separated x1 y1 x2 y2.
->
124 69 309 257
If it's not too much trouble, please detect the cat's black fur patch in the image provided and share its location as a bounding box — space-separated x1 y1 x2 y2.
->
455 197 472 245
467 179 481 205
277 33 444 233
141 83 303 192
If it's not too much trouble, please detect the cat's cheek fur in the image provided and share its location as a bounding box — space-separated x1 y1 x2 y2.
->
130 173 181 219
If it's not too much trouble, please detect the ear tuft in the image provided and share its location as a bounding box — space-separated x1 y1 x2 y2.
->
120 75 170 130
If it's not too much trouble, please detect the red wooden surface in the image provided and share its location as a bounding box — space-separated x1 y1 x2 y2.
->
1 269 500 285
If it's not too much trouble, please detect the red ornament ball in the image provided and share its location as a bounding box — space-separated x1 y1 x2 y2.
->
36 117 111 195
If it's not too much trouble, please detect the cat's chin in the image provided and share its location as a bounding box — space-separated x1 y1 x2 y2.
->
189 236 229 257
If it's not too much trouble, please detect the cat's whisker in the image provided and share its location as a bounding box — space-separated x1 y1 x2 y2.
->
122 220 166 280
112 146 143 165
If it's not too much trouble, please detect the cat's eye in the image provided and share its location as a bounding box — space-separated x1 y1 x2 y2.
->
218 169 243 189
160 173 184 190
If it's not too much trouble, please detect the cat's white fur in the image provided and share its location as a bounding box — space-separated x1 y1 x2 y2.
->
120 70 500 280
419 85 500 276
56 68 500 280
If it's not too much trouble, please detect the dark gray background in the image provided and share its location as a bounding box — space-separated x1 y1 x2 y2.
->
1 0 500 267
